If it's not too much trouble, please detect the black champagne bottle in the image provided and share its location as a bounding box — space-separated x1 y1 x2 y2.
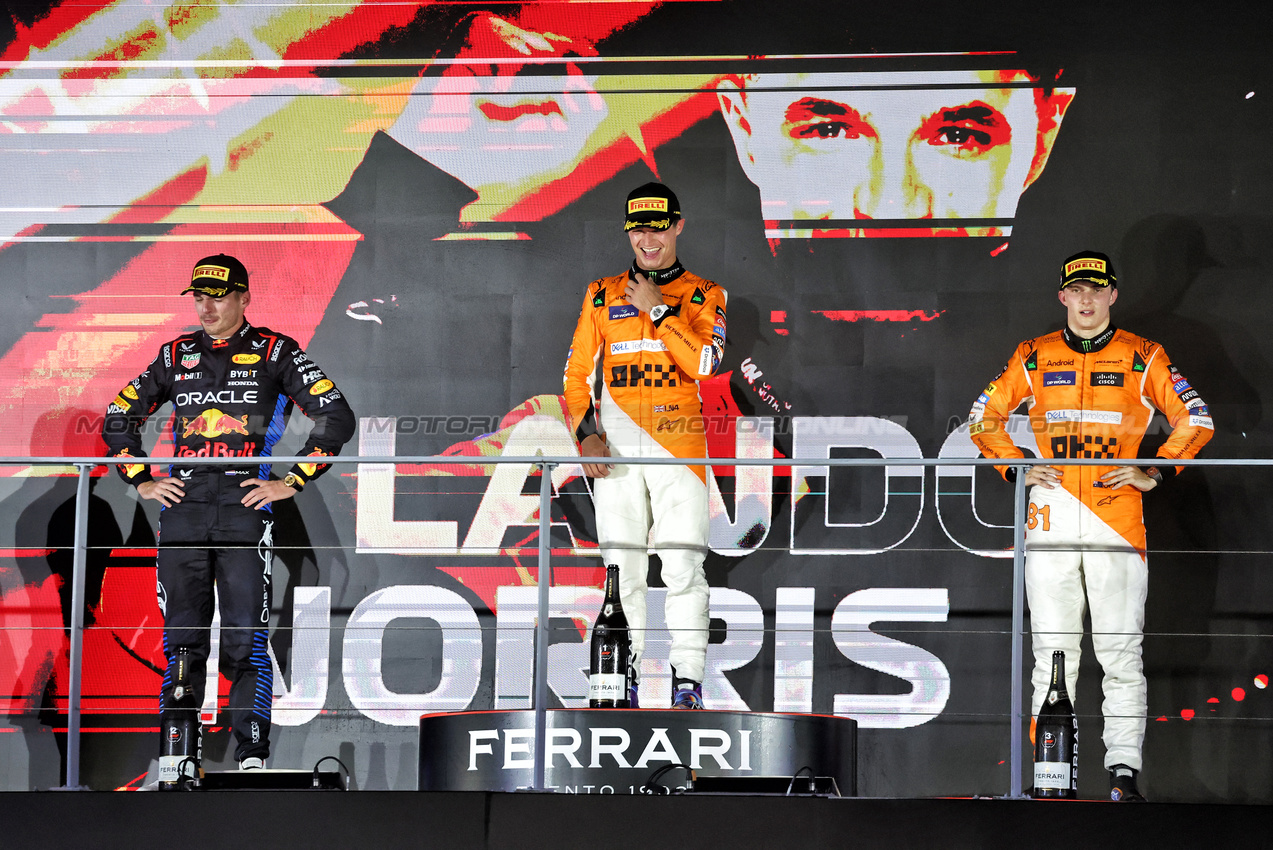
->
158 647 202 790
589 564 631 708
1033 650 1078 799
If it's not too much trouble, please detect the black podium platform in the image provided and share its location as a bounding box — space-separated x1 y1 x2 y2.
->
199 768 347 791
418 709 856 795
6 792 1265 850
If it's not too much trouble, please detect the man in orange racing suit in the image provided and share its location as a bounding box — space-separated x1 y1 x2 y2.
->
564 183 727 710
969 251 1212 801
102 254 355 776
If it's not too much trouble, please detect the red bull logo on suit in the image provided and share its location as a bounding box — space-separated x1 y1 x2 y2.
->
181 408 250 438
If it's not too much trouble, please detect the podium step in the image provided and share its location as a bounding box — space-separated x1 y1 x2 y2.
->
689 775 842 796
198 769 346 791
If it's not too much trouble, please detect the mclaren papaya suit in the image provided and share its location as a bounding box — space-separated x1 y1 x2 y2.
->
969 325 1212 770
564 264 727 683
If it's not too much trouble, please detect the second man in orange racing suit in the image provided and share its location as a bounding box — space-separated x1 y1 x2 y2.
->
563 183 727 709
969 251 1212 801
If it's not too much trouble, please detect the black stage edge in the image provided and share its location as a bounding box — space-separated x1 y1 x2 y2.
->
1 792 1264 849
199 768 346 791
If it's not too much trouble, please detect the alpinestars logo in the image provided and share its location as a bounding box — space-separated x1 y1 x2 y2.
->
259 521 274 624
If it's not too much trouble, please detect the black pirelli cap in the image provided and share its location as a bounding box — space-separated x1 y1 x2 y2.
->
624 183 681 232
1059 251 1116 290
183 254 249 296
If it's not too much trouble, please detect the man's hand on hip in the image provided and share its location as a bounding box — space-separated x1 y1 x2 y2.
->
240 477 298 508
137 478 185 507
1099 466 1158 492
1023 465 1062 488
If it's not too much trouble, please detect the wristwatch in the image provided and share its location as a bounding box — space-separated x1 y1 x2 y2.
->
649 304 669 323
283 472 304 490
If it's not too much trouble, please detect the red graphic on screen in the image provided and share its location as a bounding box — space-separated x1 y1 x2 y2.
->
813 309 946 322
0 225 356 460
0 1 1076 746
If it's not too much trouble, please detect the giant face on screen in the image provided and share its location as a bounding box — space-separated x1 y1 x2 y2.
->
717 70 1074 237
388 14 609 207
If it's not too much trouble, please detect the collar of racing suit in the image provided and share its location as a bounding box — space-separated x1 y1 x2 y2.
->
204 319 254 348
630 259 685 286
1063 325 1117 354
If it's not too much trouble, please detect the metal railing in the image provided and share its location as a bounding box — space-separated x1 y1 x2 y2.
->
0 452 1264 795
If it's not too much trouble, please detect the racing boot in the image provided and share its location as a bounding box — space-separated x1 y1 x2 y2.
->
1109 765 1147 801
670 668 704 709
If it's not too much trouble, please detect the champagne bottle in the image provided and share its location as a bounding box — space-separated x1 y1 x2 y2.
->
158 647 201 790
588 564 631 708
1032 650 1078 799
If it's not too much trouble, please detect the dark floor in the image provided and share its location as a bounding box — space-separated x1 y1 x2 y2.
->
2 789 1265 849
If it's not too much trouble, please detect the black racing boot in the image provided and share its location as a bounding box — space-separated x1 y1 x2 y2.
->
1109 764 1147 802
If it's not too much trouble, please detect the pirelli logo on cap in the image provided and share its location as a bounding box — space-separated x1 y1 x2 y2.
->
1064 258 1107 277
628 197 669 215
194 264 231 282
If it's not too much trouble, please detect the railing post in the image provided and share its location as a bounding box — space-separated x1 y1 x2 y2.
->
1008 464 1028 799
532 461 556 791
62 463 92 790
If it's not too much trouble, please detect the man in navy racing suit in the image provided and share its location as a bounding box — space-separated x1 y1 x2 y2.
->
102 254 355 773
